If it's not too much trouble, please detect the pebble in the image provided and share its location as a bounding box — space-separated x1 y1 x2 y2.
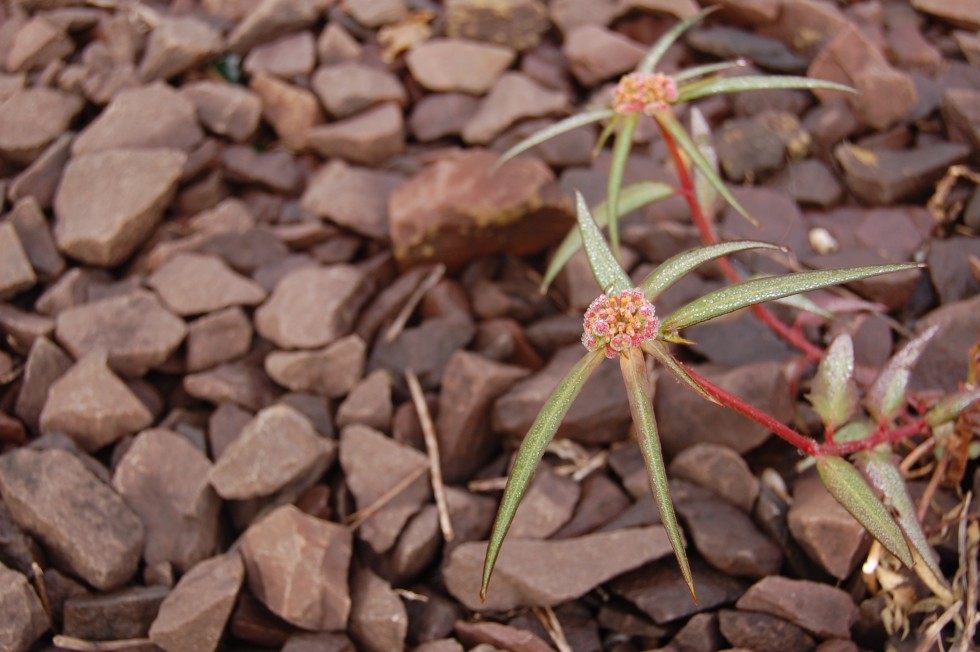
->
787 471 868 579
0 87 83 164
265 333 367 398
911 294 980 393
926 236 980 304
368 315 477 393
239 505 352 630
0 447 144 590
183 359 279 411
243 31 316 79
562 24 645 86
736 576 858 639
39 351 153 450
0 561 49 652
508 464 580 539
54 148 187 267
63 585 169 640
8 131 72 209
0 221 37 300
335 369 393 431
186 307 254 372
181 80 262 142
249 72 324 149
306 101 405 166
443 526 675 611
311 61 407 119
941 87 980 150
148 553 244 652
221 146 300 193
409 93 481 142
445 0 550 51
349 565 408 652
462 72 569 144
455 620 553 652
6 197 65 281
209 404 336 500
834 141 969 204
113 428 221 572
406 38 515 94
316 22 362 64
54 289 187 377
668 443 760 513
6 16 74 74
719 609 815 652
768 158 843 208
13 336 71 433
226 0 320 54
687 26 808 73
148 252 267 316
138 15 223 82
300 159 403 240
715 116 787 183
912 0 980 29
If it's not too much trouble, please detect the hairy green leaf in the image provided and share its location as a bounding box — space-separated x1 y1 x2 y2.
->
867 325 939 424
816 455 913 567
676 75 855 103
653 109 758 227
674 59 747 83
661 263 921 333
637 6 718 73
574 192 632 294
770 292 834 320
642 341 718 404
857 451 949 594
481 348 605 601
541 182 675 292
620 347 696 602
607 113 639 256
834 420 872 443
925 388 980 427
493 109 615 170
689 107 720 217
808 334 858 431
641 240 782 301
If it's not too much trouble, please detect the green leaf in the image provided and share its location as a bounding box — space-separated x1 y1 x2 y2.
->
481 348 605 601
642 341 719 405
808 334 859 431
688 107 720 217
867 325 939 424
574 192 633 294
493 109 615 170
815 455 913 567
592 114 619 157
770 292 834 320
676 75 856 103
925 388 980 427
607 113 639 257
641 240 782 301
637 6 719 73
541 182 675 292
620 347 696 602
857 451 949 593
653 109 759 227
834 420 872 444
674 60 747 83
661 263 921 333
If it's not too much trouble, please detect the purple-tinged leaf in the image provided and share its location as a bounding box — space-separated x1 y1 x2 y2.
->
808 334 859 431
925 388 980 427
867 325 940 424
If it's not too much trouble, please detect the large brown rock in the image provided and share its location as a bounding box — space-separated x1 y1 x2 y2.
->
240 505 352 631
54 148 187 267
389 150 574 270
563 24 645 86
0 87 83 164
0 448 144 590
736 576 858 639
148 252 267 316
406 38 515 94
0 561 48 652
113 429 221 572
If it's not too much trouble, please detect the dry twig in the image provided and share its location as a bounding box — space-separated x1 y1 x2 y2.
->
385 264 445 343
346 465 429 531
534 606 573 652
53 636 156 651
406 368 455 542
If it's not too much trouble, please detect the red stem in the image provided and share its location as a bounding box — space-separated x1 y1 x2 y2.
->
658 123 824 363
819 419 929 457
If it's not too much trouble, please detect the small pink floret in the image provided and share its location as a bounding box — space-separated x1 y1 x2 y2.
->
582 288 658 357
613 72 679 116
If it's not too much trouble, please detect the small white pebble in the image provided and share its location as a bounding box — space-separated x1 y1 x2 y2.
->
808 227 839 254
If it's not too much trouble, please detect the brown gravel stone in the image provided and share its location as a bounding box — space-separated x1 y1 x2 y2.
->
255 264 371 349
335 369 393 431
221 145 300 194
240 505 352 630
406 38 515 94
39 351 153 450
834 141 969 205
668 443 760 513
462 72 569 144
148 252 267 316
0 561 48 652
444 526 675 611
300 159 403 240
73 82 203 154
244 31 316 78
7 196 65 281
138 15 223 82
736 576 858 639
181 81 262 142
186 307 254 372
0 447 143 590
282 631 356 652
249 72 324 149
149 553 244 652
311 61 406 119
788 471 868 580
226 0 320 54
942 87 980 150
719 610 815 652
6 16 74 73
554 472 631 538
0 87 83 164
209 403 336 500
8 131 72 209
912 0 980 29
409 93 481 142
265 333 366 397
13 336 70 433
455 620 553 652
54 148 186 267
368 315 477 393
184 359 279 411
0 221 36 300
563 24 645 86
0 303 54 354
55 289 187 377
912 295 980 393
445 0 549 51
340 423 431 554
306 101 405 166
113 428 220 571
349 565 408 652
316 22 362 64
63 585 169 640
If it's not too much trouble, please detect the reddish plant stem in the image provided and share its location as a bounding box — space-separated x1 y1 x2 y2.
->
658 123 824 363
820 419 929 457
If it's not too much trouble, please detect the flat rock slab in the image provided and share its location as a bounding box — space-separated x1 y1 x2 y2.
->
406 38 515 94
149 553 244 652
443 525 675 611
240 505 352 631
787 471 868 580
0 561 48 652
668 443 760 513
63 585 169 640
54 148 187 267
0 448 144 590
736 576 858 639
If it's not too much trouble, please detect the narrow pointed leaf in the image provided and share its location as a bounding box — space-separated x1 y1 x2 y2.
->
654 109 759 227
771 292 834 320
481 348 605 601
541 181 675 292
689 107 719 217
575 192 632 293
642 341 719 405
607 113 638 256
620 347 696 602
593 114 618 157
857 451 949 592
808 334 858 431
676 75 855 103
674 59 747 83
867 325 939 424
925 388 980 427
493 109 615 170
816 455 913 567
641 240 782 301
834 420 872 443
661 263 921 333
637 6 719 73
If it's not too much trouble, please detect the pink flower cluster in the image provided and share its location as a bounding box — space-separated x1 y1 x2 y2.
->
612 72 679 116
582 288 658 358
